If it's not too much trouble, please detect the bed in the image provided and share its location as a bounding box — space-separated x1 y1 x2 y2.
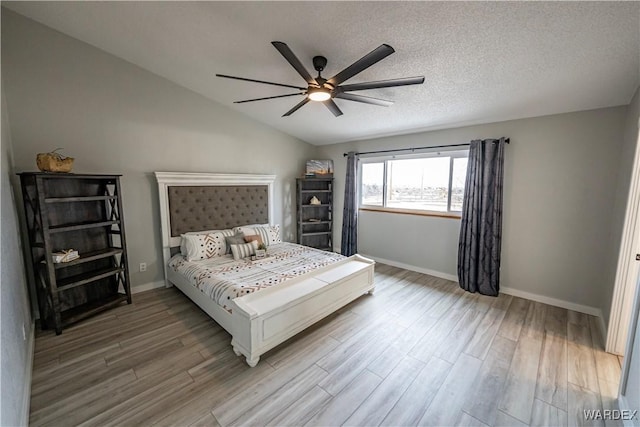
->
155 172 375 367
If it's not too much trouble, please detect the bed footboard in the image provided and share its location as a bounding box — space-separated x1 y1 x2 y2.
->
230 254 375 366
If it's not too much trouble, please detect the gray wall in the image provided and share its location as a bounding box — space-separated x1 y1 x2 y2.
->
1 85 32 424
318 107 628 312
2 10 317 291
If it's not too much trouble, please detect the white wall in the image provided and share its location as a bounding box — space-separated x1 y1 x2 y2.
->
1 84 33 425
1 10 317 291
603 87 640 325
622 302 640 425
319 107 627 313
614 89 639 418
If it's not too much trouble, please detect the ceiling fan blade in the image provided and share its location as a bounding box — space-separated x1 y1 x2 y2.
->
271 41 317 85
327 44 395 87
339 76 425 92
323 99 343 117
216 74 306 90
334 92 393 107
283 98 310 117
234 93 305 104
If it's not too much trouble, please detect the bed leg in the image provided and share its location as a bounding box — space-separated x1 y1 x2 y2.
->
230 341 259 367
230 339 243 357
246 356 260 368
367 287 376 295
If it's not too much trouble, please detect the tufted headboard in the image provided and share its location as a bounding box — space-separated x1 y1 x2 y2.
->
155 172 276 287
168 186 269 236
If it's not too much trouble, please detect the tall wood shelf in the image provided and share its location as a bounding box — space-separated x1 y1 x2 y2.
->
296 177 333 251
18 172 132 334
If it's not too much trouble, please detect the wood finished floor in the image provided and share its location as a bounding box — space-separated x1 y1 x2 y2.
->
30 264 623 427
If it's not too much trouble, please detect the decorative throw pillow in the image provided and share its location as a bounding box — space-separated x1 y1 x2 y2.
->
230 240 259 260
244 234 264 247
180 229 234 255
253 225 282 246
181 232 226 261
224 233 246 254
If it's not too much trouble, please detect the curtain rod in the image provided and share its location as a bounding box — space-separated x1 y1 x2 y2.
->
342 138 510 157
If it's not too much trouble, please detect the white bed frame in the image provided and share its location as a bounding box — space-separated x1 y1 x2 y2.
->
155 172 375 367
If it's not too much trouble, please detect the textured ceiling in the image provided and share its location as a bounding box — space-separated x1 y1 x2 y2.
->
3 1 639 145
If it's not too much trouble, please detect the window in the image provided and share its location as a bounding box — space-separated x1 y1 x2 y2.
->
360 150 469 215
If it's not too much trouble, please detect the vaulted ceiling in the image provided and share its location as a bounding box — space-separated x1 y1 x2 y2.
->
4 1 639 145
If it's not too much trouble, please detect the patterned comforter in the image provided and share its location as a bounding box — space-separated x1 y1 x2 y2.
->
169 242 345 312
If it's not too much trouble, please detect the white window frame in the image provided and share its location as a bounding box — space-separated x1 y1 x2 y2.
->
358 149 469 217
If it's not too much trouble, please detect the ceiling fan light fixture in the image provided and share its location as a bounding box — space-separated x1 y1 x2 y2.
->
307 87 331 102
217 41 424 117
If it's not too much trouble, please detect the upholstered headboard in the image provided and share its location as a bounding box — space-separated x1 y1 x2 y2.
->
155 172 276 287
167 185 269 236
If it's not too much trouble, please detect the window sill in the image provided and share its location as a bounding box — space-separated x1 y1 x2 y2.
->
359 206 462 219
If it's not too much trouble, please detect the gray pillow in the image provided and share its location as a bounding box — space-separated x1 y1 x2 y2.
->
225 233 245 254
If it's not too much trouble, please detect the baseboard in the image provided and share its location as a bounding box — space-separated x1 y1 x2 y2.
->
500 286 602 318
131 280 166 294
22 320 35 426
364 254 604 320
360 254 458 282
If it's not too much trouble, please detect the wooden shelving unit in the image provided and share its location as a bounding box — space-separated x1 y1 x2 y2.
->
296 177 333 251
18 172 132 334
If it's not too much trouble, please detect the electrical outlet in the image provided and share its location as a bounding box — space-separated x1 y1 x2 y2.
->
139 262 147 272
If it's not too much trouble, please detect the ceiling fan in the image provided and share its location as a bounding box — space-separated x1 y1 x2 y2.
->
216 41 425 117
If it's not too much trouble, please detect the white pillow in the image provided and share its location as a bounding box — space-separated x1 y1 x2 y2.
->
183 228 234 236
234 226 257 237
232 223 269 235
181 232 227 261
253 225 282 246
230 240 259 260
180 229 234 255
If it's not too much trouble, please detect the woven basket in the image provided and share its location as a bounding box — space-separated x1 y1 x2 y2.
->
36 149 74 173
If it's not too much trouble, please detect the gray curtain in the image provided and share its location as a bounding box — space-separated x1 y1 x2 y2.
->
457 138 507 296
341 152 358 256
